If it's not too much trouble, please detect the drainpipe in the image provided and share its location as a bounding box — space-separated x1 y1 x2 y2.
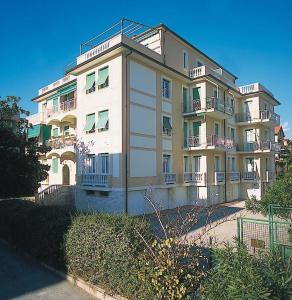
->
124 50 132 214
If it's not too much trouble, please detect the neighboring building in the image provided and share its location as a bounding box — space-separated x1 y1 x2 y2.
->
28 19 281 215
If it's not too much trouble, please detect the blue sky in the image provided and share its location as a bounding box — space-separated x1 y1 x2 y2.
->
1 0 291 136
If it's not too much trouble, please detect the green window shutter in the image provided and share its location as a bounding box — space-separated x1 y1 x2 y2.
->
192 87 201 100
96 110 109 130
183 122 188 148
53 128 58 137
86 73 95 90
53 97 58 112
63 125 69 135
163 116 172 130
215 124 219 137
58 83 77 96
84 113 95 132
42 125 51 144
193 121 201 137
52 158 58 173
28 124 41 139
97 67 109 86
183 87 188 112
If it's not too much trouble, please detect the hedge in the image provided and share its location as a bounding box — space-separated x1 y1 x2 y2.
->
0 199 155 299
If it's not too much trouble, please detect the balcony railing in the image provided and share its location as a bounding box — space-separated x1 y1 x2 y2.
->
185 136 201 148
46 135 76 149
189 66 237 89
214 171 225 185
242 171 256 181
235 110 280 124
228 171 240 182
47 98 77 118
81 174 109 187
239 83 274 97
237 141 274 152
207 135 234 150
183 97 234 115
183 172 206 185
163 173 176 184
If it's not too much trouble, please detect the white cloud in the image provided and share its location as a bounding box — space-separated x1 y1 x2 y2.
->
282 121 290 133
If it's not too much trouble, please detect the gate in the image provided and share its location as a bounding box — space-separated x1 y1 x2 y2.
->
237 205 292 259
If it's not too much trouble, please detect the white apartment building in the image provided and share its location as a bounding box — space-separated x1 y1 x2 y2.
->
28 19 281 215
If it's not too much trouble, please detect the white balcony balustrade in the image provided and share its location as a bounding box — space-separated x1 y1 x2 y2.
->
235 110 280 124
228 172 240 182
81 174 109 187
207 135 234 150
183 172 206 185
242 171 256 181
163 173 176 184
46 135 76 149
239 83 274 97
47 98 77 118
214 172 225 185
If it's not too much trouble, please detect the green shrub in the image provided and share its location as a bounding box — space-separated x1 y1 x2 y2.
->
64 213 154 299
201 244 292 300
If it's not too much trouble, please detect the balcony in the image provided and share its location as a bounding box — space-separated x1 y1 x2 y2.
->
214 172 225 185
237 141 276 152
228 172 240 183
47 98 77 119
242 171 256 181
183 97 234 117
189 66 237 89
183 172 206 185
81 174 110 187
238 83 274 97
235 110 280 125
185 135 234 151
46 135 77 149
163 173 176 184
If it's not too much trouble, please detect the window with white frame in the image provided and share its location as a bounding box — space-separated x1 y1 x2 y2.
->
193 156 201 172
85 72 96 94
183 50 188 69
86 154 96 174
214 156 220 172
99 153 109 174
245 157 255 172
245 129 255 143
162 116 172 135
162 78 171 99
97 66 109 89
162 154 171 173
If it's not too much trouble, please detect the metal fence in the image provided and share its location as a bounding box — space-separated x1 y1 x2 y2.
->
237 205 292 259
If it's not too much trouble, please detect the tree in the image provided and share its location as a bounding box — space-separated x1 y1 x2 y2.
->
0 96 49 198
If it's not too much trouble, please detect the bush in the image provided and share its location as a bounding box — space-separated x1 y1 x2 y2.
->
201 244 292 300
0 199 155 299
64 213 155 299
246 171 292 217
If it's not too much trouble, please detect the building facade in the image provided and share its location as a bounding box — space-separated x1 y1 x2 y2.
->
28 19 281 215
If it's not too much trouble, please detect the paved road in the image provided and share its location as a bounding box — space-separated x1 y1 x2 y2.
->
0 241 93 300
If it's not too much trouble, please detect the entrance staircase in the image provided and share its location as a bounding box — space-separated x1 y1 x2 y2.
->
35 184 75 207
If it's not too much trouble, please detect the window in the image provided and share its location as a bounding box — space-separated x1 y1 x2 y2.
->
84 113 95 133
162 116 172 135
230 127 236 142
214 123 220 137
86 154 96 174
60 91 75 103
197 61 203 67
184 156 189 172
245 158 255 172
52 158 58 173
245 129 255 143
183 50 188 69
99 153 109 174
193 156 201 172
192 87 201 101
97 110 109 132
53 128 58 138
183 122 188 148
162 154 171 173
53 97 58 112
231 157 236 172
86 72 95 94
97 66 109 89
182 87 188 113
214 156 220 172
63 125 69 136
193 121 201 137
162 78 171 99
214 89 218 99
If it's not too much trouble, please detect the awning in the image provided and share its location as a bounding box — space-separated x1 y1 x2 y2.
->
97 67 109 86
193 87 201 100
96 110 109 129
85 73 95 90
84 113 95 131
163 116 172 130
58 83 76 97
28 124 41 139
42 125 51 144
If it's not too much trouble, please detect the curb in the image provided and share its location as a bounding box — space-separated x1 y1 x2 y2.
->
0 239 128 300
